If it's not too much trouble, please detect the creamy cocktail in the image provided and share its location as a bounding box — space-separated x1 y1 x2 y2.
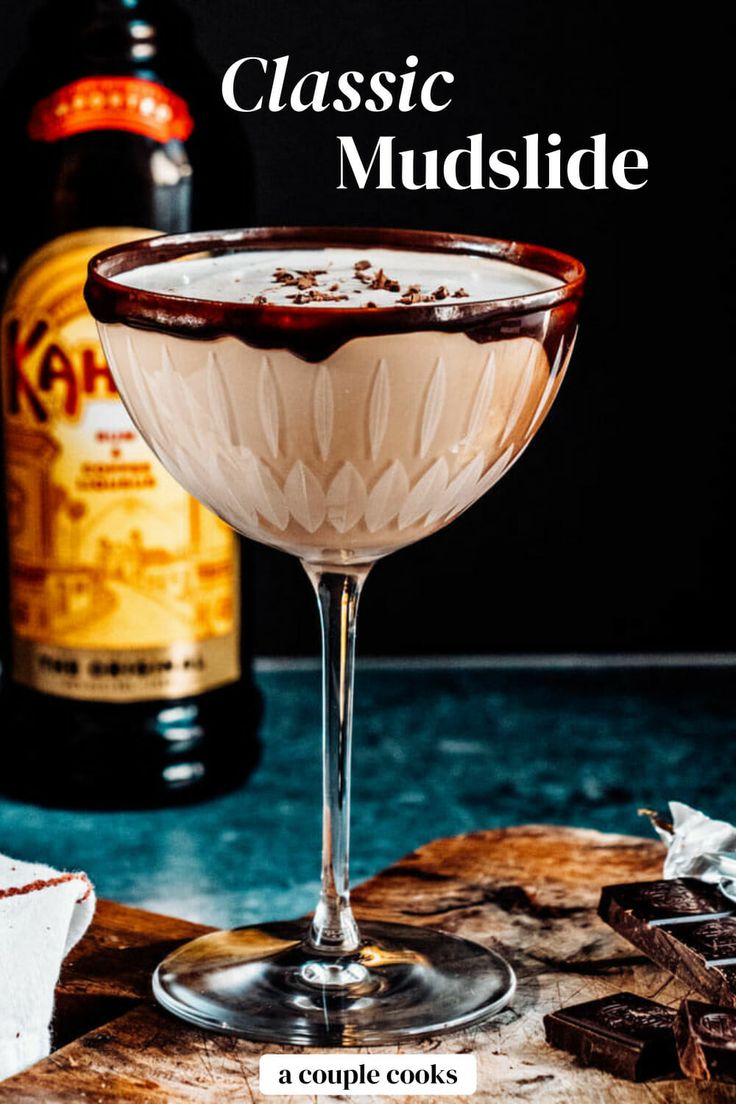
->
86 227 584 1046
99 245 571 563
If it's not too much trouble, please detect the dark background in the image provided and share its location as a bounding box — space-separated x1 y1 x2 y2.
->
0 1 732 657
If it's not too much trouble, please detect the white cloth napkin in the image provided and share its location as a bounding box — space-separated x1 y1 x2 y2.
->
0 853 95 1080
649 801 736 901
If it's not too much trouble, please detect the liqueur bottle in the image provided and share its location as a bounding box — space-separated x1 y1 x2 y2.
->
0 0 260 806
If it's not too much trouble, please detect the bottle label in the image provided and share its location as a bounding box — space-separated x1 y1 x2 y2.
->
1 228 241 702
28 77 194 145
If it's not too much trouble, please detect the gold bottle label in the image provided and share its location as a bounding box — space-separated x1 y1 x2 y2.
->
1 228 240 702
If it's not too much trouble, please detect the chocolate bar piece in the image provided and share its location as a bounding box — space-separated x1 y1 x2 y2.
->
544 991 679 1081
666 918 736 965
600 878 734 927
599 879 736 1006
675 1000 736 1082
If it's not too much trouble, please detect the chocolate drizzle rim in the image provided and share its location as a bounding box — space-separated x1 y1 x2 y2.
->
84 226 586 362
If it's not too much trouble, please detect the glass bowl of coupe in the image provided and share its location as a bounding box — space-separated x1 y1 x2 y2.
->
86 226 584 1045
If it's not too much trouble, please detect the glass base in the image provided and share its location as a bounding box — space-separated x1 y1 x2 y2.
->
152 919 515 1045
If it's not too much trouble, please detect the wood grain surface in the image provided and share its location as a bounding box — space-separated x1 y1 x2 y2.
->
3 825 736 1102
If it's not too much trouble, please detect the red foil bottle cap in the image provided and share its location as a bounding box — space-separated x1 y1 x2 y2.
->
28 76 194 144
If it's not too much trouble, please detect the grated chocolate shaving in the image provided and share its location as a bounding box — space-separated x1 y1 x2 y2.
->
368 268 401 293
287 289 349 304
397 286 452 305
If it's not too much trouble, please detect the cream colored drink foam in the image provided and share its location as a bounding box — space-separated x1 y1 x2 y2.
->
115 246 560 307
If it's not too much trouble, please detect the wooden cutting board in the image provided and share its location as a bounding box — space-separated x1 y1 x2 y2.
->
3 826 734 1102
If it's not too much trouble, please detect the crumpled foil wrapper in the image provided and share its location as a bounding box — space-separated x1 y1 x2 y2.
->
643 801 736 902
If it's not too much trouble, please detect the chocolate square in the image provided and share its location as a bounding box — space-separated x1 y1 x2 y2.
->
599 879 734 927
675 1000 736 1082
544 991 679 1081
663 918 736 966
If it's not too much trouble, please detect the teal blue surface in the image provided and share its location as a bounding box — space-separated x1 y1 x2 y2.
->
0 661 732 928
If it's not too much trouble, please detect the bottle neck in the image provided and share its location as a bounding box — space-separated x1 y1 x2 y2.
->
29 0 187 71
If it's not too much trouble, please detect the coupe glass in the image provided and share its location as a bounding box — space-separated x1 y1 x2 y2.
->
85 227 584 1045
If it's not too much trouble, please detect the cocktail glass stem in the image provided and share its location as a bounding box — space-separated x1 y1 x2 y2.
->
302 565 370 973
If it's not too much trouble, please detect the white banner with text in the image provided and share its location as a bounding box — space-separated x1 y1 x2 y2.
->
259 1053 477 1095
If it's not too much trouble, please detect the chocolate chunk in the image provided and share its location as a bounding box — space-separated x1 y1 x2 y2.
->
354 259 372 271
253 295 268 305
367 268 401 293
453 287 469 297
287 289 349 304
433 285 450 300
544 992 679 1081
675 1000 736 1082
664 918 736 965
599 880 736 1006
398 291 424 304
600 879 734 927
272 267 296 285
